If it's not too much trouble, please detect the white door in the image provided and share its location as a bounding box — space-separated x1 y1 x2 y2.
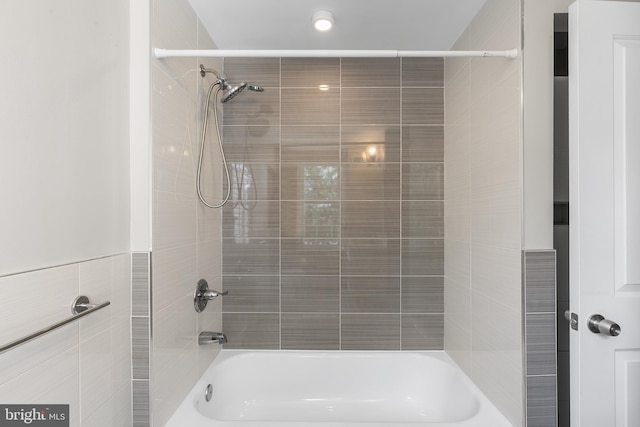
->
569 1 640 426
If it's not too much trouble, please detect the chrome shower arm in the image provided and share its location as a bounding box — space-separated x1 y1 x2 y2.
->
199 64 228 88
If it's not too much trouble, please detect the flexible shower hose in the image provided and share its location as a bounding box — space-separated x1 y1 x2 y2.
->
196 80 231 208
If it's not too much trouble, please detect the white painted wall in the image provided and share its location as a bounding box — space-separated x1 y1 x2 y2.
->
0 2 132 426
0 1 130 277
444 0 524 425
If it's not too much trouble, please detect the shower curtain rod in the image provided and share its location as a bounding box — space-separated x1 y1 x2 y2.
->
154 48 519 59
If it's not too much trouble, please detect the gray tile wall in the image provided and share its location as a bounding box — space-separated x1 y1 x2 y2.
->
131 252 151 427
221 57 445 350
523 250 557 427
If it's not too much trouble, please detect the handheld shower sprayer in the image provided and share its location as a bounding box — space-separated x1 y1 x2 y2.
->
196 64 264 208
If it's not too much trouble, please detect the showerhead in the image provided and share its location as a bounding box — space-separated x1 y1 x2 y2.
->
221 82 247 103
199 65 263 103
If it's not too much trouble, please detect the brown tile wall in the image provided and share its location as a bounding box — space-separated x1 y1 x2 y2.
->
221 57 444 350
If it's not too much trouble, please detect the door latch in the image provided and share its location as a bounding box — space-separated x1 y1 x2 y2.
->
564 310 578 331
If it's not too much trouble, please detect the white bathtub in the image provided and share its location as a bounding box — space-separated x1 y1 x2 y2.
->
166 350 513 427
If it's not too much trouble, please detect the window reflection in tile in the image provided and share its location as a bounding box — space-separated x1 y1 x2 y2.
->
223 201 280 239
282 164 340 201
281 201 339 239
225 162 280 201
219 56 447 351
402 163 444 200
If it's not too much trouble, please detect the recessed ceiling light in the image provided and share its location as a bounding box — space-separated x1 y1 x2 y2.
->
312 10 334 32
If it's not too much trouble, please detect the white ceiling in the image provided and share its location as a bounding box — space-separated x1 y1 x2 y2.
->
188 0 488 50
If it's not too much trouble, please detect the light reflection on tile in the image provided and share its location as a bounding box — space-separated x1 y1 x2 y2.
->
282 58 340 88
282 88 340 125
341 126 400 163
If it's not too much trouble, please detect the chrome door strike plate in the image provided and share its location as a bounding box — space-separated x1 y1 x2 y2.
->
564 310 578 331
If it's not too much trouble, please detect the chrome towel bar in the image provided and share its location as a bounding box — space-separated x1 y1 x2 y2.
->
0 296 110 354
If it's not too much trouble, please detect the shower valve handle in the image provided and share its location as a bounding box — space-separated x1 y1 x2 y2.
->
201 289 228 299
194 279 228 313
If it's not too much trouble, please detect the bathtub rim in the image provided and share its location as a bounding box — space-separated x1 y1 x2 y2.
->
166 349 514 427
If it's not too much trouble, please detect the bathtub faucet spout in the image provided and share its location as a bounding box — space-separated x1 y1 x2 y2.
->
199 331 227 345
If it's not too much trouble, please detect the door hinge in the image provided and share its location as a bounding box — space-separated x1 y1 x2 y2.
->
564 310 578 331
